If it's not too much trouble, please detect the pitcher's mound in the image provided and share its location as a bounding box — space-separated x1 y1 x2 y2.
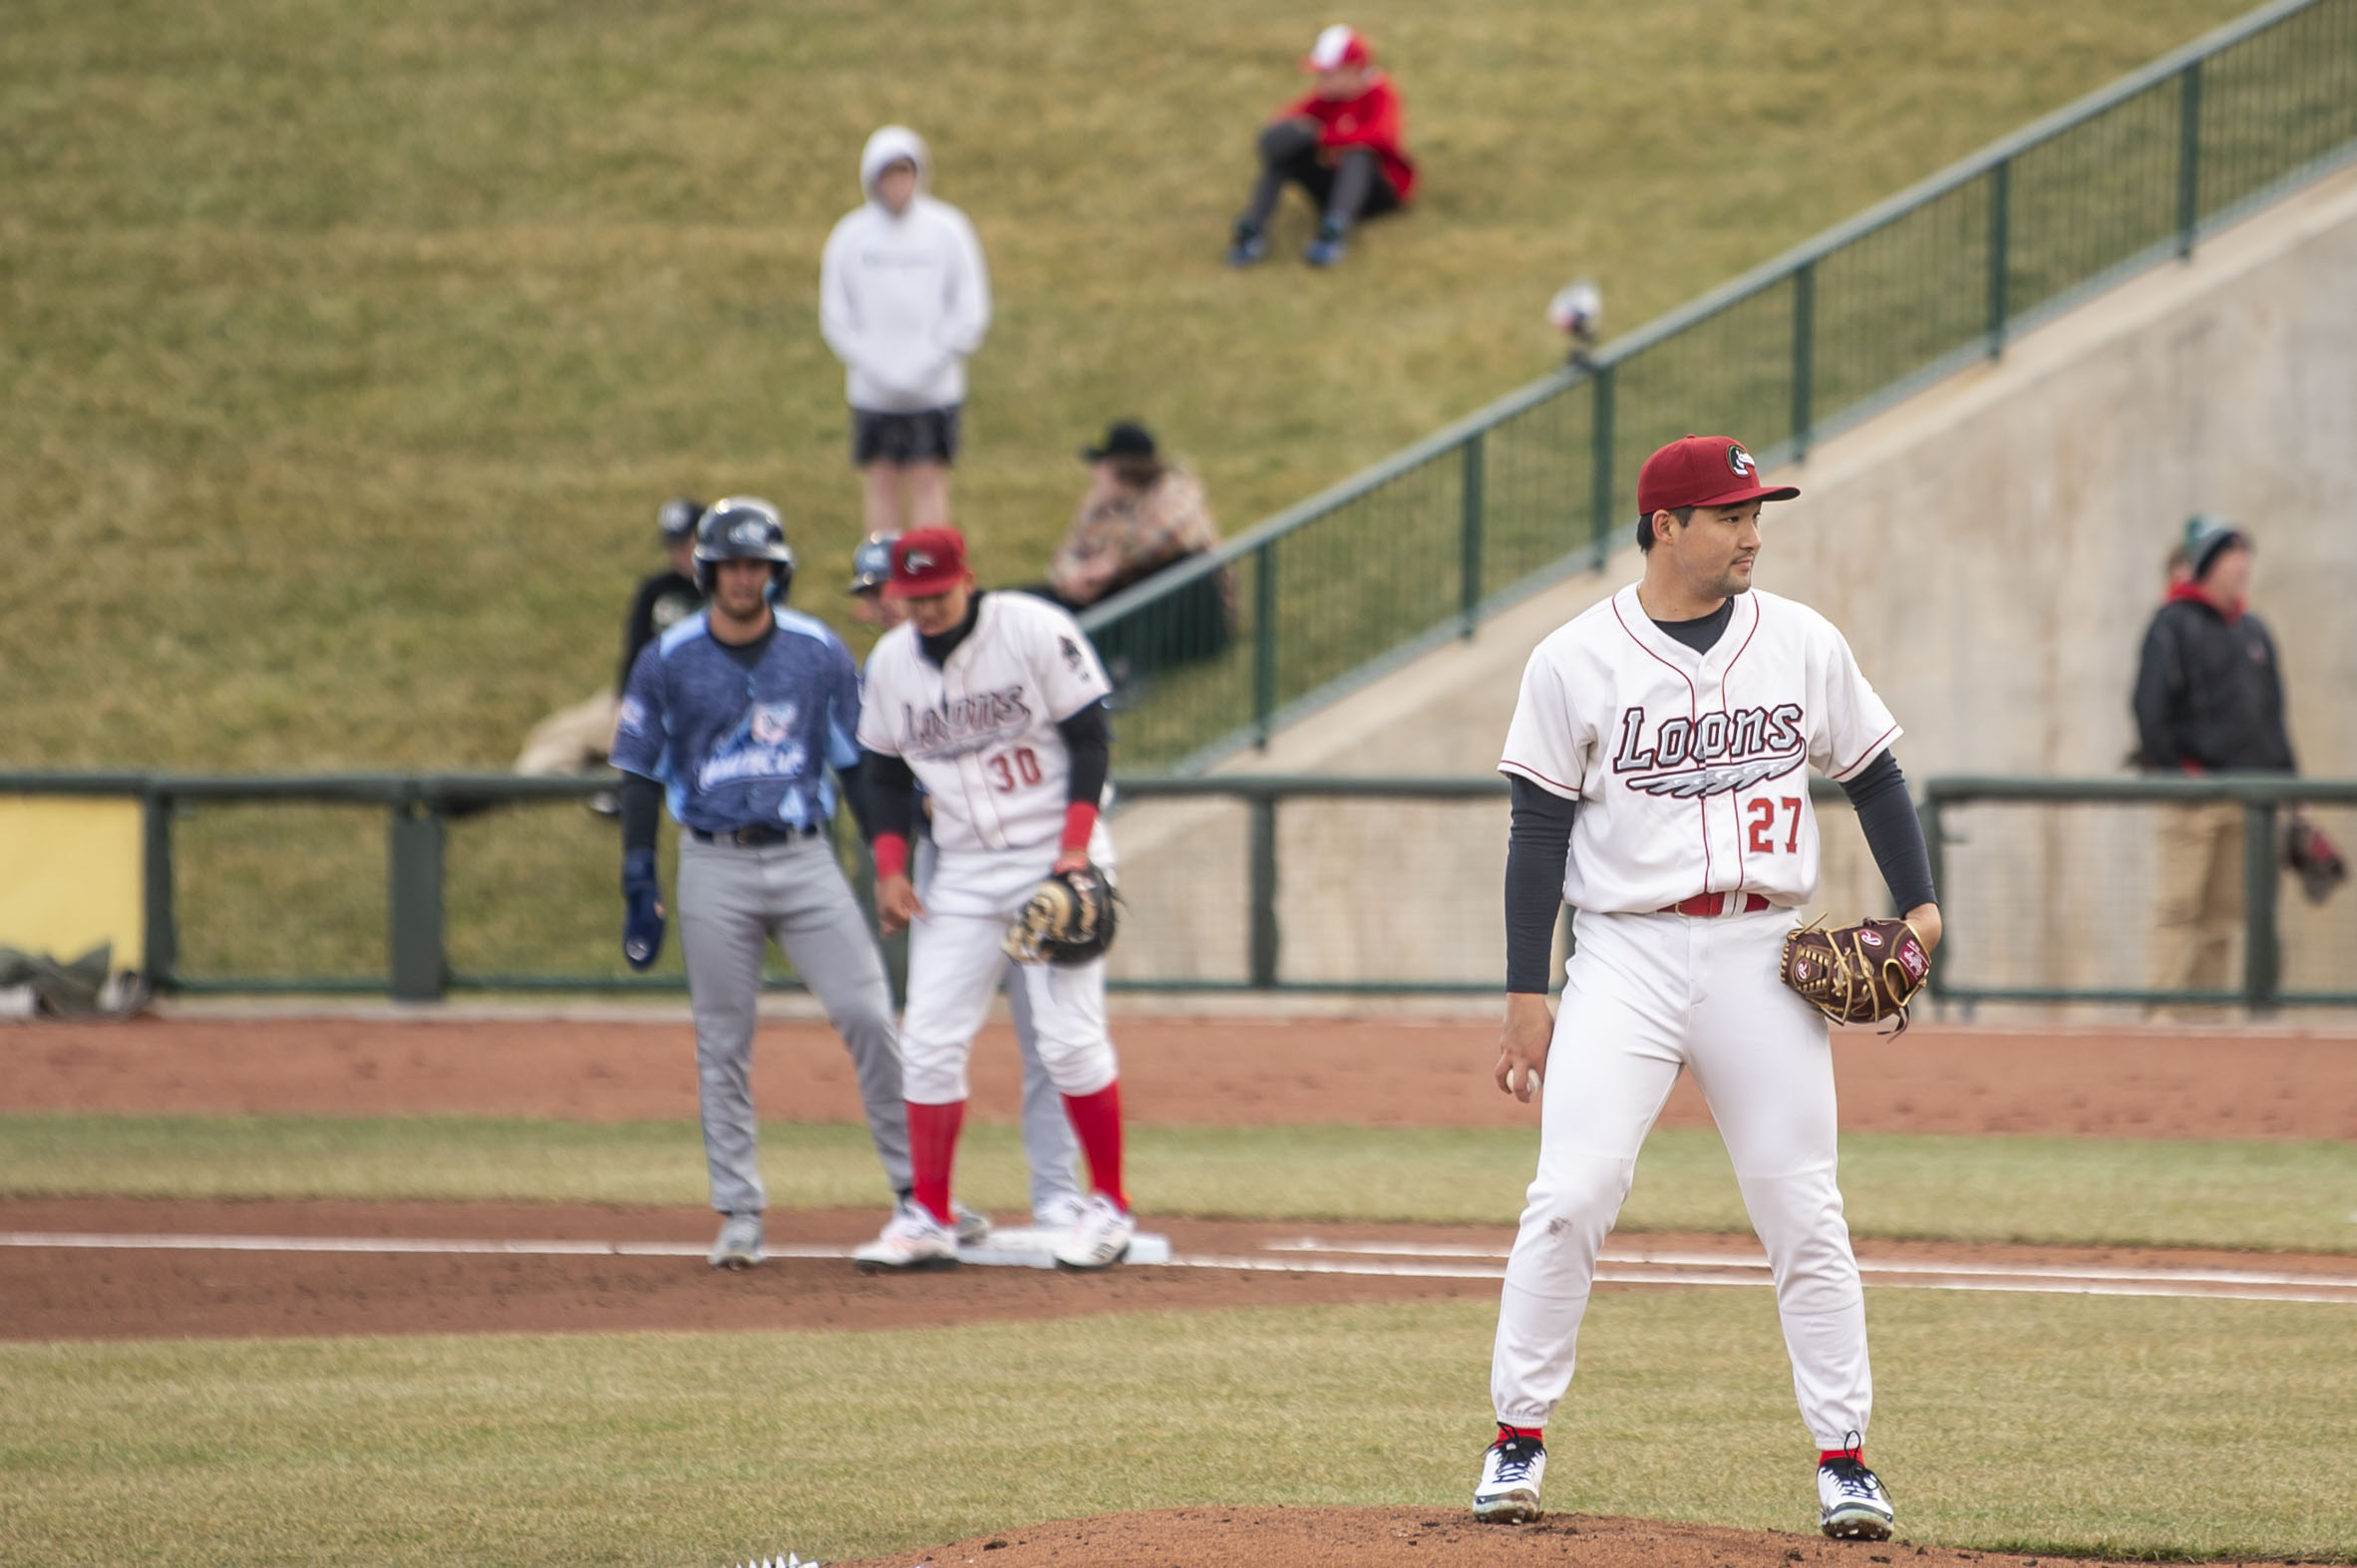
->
839 1506 2160 1567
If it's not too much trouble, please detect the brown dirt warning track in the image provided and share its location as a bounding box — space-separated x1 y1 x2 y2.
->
11 1014 2357 1136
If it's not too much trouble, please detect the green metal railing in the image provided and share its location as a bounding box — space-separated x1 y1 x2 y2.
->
4 770 1841 999
6 771 2350 1004
1924 774 2357 1009
1081 0 2357 771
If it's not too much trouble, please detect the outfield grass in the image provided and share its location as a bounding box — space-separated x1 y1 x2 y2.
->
2 0 2255 772
4 1292 2353 1564
8 1114 2354 1254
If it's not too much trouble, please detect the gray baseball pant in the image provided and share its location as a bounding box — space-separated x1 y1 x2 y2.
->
676 832 908 1215
1003 974 1087 1222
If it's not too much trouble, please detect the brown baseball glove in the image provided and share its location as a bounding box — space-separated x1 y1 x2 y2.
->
1780 916 1931 1036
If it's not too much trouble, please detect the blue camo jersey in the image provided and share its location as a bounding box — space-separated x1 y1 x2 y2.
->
611 608 862 832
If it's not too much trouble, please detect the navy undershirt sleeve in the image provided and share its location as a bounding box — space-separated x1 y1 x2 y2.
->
1504 776 1576 993
619 772 662 856
1838 750 1937 915
860 748 919 842
1057 699 1112 805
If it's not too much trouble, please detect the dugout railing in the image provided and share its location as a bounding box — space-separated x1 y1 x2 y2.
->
4 770 2350 1008
1079 0 2357 772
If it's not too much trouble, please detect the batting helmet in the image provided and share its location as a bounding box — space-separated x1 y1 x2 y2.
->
692 497 797 601
849 532 898 595
656 495 706 543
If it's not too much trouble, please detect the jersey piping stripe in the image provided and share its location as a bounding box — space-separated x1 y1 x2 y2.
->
1721 595 1766 890
1499 760 1581 799
1831 721 1902 783
1609 591 1711 897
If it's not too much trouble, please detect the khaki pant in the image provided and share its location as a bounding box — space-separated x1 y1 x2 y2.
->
2148 800 2245 999
513 690 621 776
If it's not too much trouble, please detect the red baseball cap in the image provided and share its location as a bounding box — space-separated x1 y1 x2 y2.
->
1302 24 1372 70
1636 436 1800 515
884 526 971 597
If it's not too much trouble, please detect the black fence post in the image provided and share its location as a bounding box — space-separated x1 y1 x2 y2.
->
1790 259 1817 461
2242 799 2279 1012
1251 542 1278 750
1588 364 1616 565
141 787 177 989
1246 791 1279 988
1920 794 1948 1004
1986 157 2012 357
388 791 447 1002
1459 431 1486 636
2176 59 2203 258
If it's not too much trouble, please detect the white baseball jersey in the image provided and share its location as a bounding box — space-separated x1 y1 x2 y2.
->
857 591 1113 855
1499 585 1899 913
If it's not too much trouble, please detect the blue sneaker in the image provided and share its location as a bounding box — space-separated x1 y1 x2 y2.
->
1304 232 1347 268
1225 223 1268 267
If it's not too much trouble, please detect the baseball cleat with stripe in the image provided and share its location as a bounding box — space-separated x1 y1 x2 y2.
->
852 1202 959 1271
1473 1429 1546 1523
1052 1193 1135 1269
1818 1455 1895 1539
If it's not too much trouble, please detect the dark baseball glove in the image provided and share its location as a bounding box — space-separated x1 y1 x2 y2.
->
1003 864 1119 967
1780 916 1931 1036
2285 811 2347 906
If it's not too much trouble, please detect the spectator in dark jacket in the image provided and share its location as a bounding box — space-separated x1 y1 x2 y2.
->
2130 514 2294 999
515 496 706 791
1227 25 1417 270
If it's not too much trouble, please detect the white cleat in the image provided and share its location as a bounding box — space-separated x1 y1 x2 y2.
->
1051 1193 1136 1269
1033 1192 1090 1231
1818 1456 1895 1540
851 1202 959 1271
707 1212 764 1270
1473 1429 1546 1523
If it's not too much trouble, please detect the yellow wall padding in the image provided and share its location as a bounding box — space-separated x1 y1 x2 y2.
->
0 796 145 972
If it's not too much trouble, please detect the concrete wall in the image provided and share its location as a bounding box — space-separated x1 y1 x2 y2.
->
1110 162 2357 993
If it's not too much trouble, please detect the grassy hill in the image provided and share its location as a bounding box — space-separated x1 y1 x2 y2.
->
4 0 2255 771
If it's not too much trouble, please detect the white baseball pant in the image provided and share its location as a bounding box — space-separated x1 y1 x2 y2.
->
900 834 1119 1105
1491 905 1872 1450
911 836 1085 1220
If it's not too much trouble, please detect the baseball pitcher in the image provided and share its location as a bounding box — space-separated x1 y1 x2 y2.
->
1474 437 1942 1540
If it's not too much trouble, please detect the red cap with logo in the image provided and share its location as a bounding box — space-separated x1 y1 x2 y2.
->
1302 24 1372 71
884 526 970 597
1636 436 1800 515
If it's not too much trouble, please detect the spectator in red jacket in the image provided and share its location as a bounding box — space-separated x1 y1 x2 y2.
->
1227 25 1417 270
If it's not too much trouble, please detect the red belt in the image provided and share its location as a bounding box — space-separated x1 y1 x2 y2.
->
1660 892 1771 917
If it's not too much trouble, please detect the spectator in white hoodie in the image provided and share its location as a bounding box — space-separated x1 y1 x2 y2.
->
821 127 992 537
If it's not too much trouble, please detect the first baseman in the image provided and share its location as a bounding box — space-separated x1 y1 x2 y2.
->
1475 437 1942 1539
849 527 1136 1271
849 534 1089 1229
610 498 917 1269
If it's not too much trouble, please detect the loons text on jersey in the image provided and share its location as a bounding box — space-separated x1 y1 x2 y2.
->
1610 703 1806 799
901 685 1034 761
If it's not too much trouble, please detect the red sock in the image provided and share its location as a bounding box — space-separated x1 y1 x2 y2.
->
905 1098 965 1227
1498 1423 1544 1443
1820 1445 1863 1465
1060 1081 1127 1211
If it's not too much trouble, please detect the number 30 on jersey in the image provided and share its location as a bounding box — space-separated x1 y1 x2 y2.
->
987 747 1043 791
